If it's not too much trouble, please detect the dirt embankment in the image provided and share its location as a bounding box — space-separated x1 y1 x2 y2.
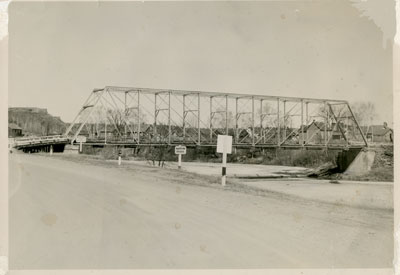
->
80 143 393 181
309 145 394 182
341 145 393 182
82 145 340 168
371 145 394 168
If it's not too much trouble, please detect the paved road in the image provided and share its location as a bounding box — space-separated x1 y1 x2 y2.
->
9 154 393 269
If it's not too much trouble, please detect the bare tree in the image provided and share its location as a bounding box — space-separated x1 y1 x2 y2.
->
104 108 147 139
125 107 147 125
210 108 234 129
106 109 125 137
350 101 377 127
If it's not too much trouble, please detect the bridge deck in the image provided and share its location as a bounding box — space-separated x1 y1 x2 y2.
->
10 135 70 149
10 134 364 151
82 140 364 150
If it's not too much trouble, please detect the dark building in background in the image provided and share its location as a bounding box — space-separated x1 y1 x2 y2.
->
8 123 23 138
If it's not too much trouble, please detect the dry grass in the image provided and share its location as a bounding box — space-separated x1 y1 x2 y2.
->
43 153 322 206
264 149 338 167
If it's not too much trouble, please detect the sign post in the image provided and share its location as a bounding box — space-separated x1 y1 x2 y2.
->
175 145 187 169
217 135 232 186
76 136 87 153
118 150 122 166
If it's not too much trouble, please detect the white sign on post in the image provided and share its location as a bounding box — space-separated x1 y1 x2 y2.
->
175 145 187 155
175 145 187 169
217 135 232 154
76 136 87 153
217 135 232 186
76 136 87 143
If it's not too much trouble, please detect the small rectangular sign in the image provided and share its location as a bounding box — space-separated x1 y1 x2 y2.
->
76 135 87 143
175 145 187 155
217 135 232 154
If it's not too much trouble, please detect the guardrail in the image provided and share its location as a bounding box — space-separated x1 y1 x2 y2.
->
11 135 70 147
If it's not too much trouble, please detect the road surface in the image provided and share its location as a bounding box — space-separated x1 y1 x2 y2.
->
9 153 393 269
130 160 310 178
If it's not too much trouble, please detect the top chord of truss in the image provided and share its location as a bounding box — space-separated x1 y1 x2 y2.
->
97 86 348 104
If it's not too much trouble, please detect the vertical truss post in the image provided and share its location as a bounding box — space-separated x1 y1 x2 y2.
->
210 96 213 142
301 99 304 147
183 95 186 142
225 95 229 135
324 102 328 147
235 97 239 144
198 93 201 145
372 127 374 142
124 91 127 137
260 99 264 143
137 91 140 144
104 111 107 145
277 98 280 147
168 91 171 145
154 93 157 138
252 96 255 146
283 100 286 140
306 101 309 144
327 103 330 146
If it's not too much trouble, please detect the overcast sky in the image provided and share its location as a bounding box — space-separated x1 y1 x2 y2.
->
8 1 394 124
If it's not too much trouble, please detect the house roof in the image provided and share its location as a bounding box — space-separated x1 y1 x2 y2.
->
8 123 22 130
360 125 393 136
300 120 332 132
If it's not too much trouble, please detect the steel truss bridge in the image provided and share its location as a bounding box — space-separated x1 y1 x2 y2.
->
65 86 368 149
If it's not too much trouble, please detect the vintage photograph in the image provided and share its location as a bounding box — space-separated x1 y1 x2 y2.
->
6 0 396 271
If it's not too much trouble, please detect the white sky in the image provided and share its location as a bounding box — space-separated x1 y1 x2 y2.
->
8 1 394 124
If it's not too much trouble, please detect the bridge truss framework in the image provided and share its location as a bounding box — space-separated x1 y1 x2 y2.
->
65 86 368 149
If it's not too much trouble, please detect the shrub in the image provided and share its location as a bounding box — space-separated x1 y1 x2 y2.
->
263 149 338 167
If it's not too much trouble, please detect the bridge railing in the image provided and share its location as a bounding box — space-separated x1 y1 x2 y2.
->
11 135 70 147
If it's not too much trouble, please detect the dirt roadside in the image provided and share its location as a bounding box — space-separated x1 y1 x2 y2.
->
43 153 393 211
9 153 393 268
